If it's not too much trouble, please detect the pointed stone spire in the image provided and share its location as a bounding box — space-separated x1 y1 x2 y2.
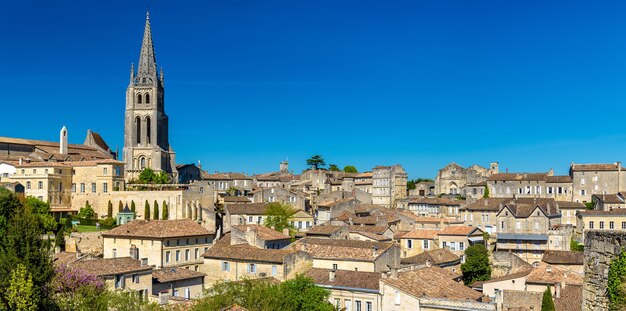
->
130 63 134 83
137 10 158 80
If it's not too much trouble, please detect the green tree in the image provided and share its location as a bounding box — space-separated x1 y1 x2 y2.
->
153 200 159 220
585 202 595 210
6 264 37 311
608 250 626 310
483 185 490 198
153 171 170 184
0 202 55 309
0 187 22 236
138 168 156 184
328 164 340 171
407 178 435 190
541 285 555 311
461 244 491 285
144 200 150 221
306 155 326 170
107 200 113 218
23 197 56 232
78 201 95 219
263 202 296 233
192 275 333 311
162 201 168 220
570 238 584 252
131 200 136 213
55 221 66 251
343 165 358 173
118 201 123 213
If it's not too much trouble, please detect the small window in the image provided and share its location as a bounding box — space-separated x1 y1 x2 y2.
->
610 221 615 229
395 290 401 305
26 181 31 190
407 239 413 249
132 274 139 283
145 93 150 104
222 261 230 271
137 93 142 104
589 221 594 229
248 263 256 273
332 263 338 270
38 181 43 190
600 221 605 229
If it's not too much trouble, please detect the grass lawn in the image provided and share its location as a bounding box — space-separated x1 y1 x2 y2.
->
75 225 106 232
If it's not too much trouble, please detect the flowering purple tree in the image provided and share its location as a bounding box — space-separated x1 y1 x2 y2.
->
52 265 104 293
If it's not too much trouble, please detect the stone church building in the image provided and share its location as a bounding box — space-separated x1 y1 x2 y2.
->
435 162 498 195
123 11 177 182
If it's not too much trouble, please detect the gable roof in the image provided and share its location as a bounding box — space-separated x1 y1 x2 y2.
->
570 163 621 172
69 257 152 277
541 251 584 265
554 284 583 311
461 198 512 212
202 233 295 264
381 266 482 301
438 226 483 236
400 229 439 240
293 237 394 261
305 268 381 291
306 225 345 236
102 219 214 238
232 224 289 241
498 198 560 218
226 203 267 215
152 267 205 283
526 262 583 285
401 249 460 266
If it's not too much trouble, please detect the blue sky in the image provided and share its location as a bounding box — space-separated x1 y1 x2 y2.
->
1 1 625 178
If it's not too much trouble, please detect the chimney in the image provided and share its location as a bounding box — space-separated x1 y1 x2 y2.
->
372 246 378 257
548 168 554 176
390 268 398 279
329 269 336 282
425 259 431 267
60 126 68 155
282 228 290 237
484 199 488 206
349 217 353 226
197 160 202 169
18 158 23 165
506 168 509 173
546 265 552 273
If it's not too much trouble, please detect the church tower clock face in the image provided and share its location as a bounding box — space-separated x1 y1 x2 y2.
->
123 11 177 182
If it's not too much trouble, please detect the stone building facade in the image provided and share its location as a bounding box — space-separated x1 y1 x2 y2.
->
570 162 625 203
583 230 626 311
372 165 407 208
434 162 498 195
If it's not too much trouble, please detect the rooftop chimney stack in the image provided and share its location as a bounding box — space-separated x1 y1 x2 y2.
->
60 126 68 155
329 269 336 282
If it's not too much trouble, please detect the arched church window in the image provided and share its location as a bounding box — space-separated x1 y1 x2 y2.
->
140 157 146 169
135 117 141 144
146 117 151 144
137 94 142 104
145 93 150 104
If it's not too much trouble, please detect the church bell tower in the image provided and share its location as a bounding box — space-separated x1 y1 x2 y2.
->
123 11 177 182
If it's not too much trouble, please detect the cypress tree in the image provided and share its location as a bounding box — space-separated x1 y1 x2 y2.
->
541 285 555 311
153 200 159 220
144 200 150 220
131 200 136 213
118 201 123 212
162 201 168 220
107 200 113 218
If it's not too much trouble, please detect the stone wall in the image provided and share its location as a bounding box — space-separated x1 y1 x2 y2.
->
583 230 626 311
491 251 532 278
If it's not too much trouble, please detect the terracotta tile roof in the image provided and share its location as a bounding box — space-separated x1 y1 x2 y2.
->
461 198 513 212
409 215 461 224
393 230 409 239
348 225 388 235
203 234 294 263
223 196 251 203
501 198 560 218
202 172 250 180
407 197 464 206
306 225 344 236
0 136 115 162
102 219 214 239
356 172 372 178
592 193 625 204
546 175 572 183
579 209 626 216
305 268 381 291
487 173 548 182
541 251 584 265
570 163 621 171
438 226 481 236
152 267 205 283
53 252 81 267
293 237 394 261
526 262 583 286
355 204 383 214
69 257 152 276
401 229 439 239
317 197 357 208
381 266 483 301
401 249 460 266
479 266 533 285
554 284 583 311
556 201 586 209
226 203 267 215
335 211 357 221
232 225 289 241
350 231 391 241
